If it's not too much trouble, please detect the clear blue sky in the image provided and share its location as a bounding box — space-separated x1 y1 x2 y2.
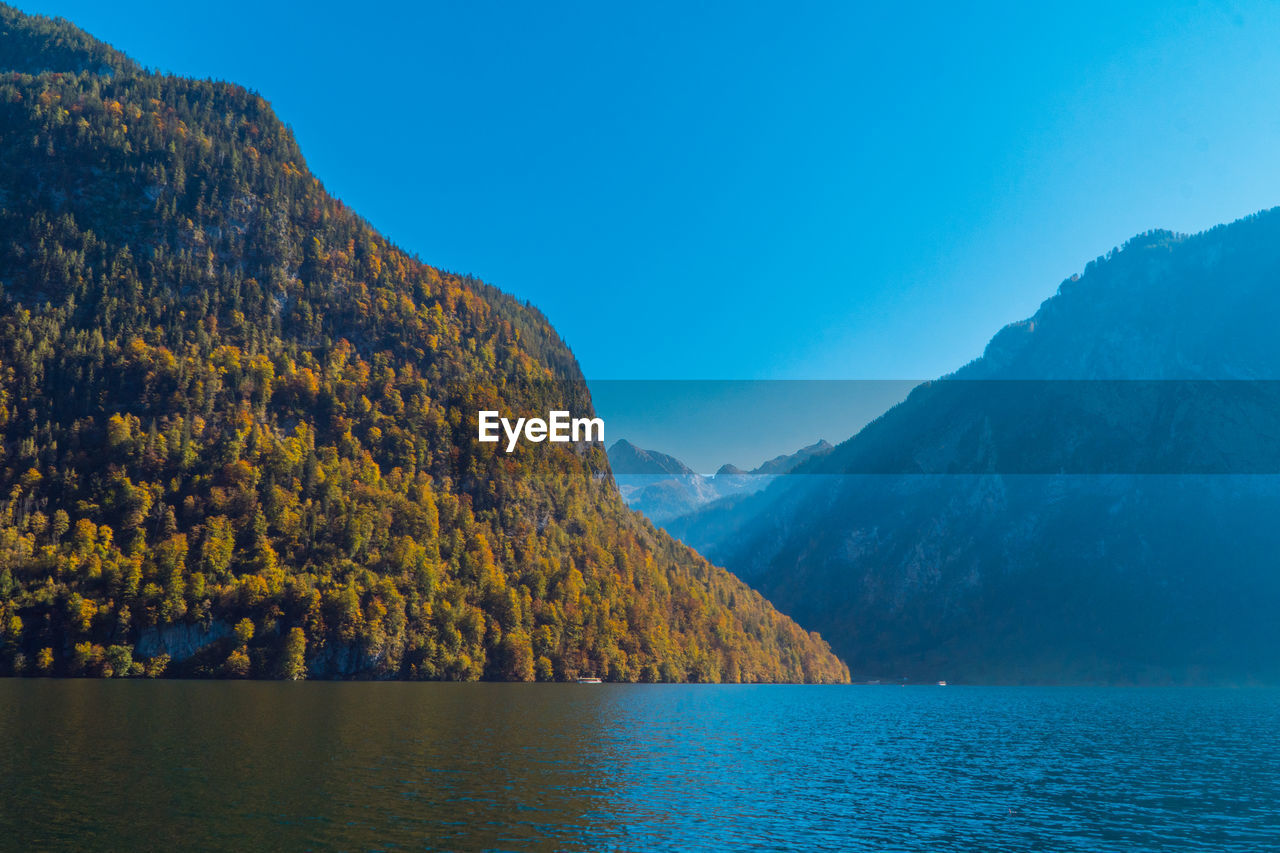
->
18 1 1280 381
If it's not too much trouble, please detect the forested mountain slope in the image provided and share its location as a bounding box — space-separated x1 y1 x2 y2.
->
0 6 847 683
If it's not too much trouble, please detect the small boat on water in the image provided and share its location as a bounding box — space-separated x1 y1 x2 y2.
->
937 680 947 686
576 676 603 684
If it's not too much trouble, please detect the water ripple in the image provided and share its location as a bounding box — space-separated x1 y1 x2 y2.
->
0 682 1277 851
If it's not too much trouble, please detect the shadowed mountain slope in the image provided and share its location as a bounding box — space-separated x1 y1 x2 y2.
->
669 218 1280 684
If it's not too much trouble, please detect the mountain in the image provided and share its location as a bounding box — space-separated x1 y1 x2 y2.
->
610 439 832 523
0 6 847 683
606 439 695 476
669 219 1280 685
741 440 833 477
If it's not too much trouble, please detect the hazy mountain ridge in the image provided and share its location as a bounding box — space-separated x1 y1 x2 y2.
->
668 211 1280 684
610 439 832 524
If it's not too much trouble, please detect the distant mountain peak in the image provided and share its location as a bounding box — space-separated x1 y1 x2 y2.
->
607 439 694 476
748 439 834 476
610 438 836 524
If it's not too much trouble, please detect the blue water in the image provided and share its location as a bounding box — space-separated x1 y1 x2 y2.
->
0 682 1276 851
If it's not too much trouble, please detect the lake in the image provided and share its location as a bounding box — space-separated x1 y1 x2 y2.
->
0 682 1276 851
